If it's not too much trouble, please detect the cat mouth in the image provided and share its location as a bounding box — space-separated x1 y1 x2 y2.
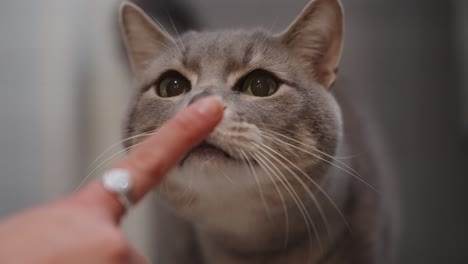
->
180 141 235 165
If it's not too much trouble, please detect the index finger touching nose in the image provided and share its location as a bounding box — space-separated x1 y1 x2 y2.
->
122 96 224 200
78 97 224 221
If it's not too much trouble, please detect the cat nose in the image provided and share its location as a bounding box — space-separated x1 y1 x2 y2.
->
188 91 213 105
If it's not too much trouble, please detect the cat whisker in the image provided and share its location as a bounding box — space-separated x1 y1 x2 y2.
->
182 172 196 209
87 131 154 171
173 171 192 202
162 166 171 196
254 144 330 246
331 153 362 160
238 149 272 222
258 141 351 232
262 129 360 175
220 170 235 185
261 130 378 193
251 122 361 160
263 129 361 174
253 151 320 258
239 149 289 248
75 142 142 191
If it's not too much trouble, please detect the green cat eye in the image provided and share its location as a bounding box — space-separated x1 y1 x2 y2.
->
239 71 279 97
156 72 191 98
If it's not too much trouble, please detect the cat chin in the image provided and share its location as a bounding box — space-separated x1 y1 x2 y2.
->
159 159 334 236
159 162 274 233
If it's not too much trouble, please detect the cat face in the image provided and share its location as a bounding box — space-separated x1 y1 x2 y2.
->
120 0 344 230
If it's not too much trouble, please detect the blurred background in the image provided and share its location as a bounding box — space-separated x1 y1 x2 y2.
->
0 0 467 263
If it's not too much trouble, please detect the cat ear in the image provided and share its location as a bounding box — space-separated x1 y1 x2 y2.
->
120 2 173 76
278 0 344 88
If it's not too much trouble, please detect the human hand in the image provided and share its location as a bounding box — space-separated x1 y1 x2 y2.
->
0 97 224 264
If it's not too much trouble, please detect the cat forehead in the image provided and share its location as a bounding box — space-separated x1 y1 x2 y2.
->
182 30 270 55
148 30 290 79
140 29 297 86
178 30 286 73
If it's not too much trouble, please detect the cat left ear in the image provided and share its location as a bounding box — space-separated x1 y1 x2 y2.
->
120 2 174 76
277 0 344 88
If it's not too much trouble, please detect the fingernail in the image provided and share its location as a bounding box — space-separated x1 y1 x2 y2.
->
192 97 223 118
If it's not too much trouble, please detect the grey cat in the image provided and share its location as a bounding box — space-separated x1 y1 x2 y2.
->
119 0 399 263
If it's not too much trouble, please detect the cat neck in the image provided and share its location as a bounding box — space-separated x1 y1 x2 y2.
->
193 154 353 264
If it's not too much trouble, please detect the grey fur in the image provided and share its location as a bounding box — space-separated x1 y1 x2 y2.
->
119 0 398 263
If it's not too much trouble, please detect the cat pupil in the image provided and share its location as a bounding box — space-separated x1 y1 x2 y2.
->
241 71 278 97
251 77 271 96
157 75 189 97
168 79 183 96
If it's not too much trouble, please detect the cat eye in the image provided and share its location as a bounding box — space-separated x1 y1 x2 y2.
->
155 72 191 98
239 70 279 97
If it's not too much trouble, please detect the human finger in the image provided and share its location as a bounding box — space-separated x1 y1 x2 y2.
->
77 97 224 221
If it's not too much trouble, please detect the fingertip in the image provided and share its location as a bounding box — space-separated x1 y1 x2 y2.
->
189 96 225 122
74 97 225 223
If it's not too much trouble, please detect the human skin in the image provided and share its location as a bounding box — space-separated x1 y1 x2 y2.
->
0 97 224 264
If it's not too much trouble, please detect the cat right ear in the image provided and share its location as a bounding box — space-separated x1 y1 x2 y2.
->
120 2 173 76
277 0 344 89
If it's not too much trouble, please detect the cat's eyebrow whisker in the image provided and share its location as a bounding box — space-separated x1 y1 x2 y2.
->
256 16 279 50
254 144 331 244
240 149 290 249
253 150 320 257
267 16 279 37
258 141 351 232
75 143 142 191
261 130 378 193
149 14 184 57
238 149 273 223
155 40 173 51
166 11 187 55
